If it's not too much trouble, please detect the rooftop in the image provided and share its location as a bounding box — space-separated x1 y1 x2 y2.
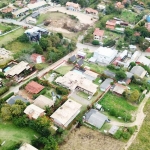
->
25 81 44 94
27 1 47 10
31 53 45 63
66 2 80 8
100 78 113 90
130 66 147 78
109 125 119 135
93 28 104 36
12 7 29 16
85 8 98 14
19 143 38 150
136 55 150 66
113 83 127 95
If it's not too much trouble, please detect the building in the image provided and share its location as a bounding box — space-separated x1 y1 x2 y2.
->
93 47 118 64
77 51 86 59
76 59 84 67
7 95 28 105
93 28 104 41
34 95 54 109
109 125 119 135
26 17 37 24
145 23 150 31
50 99 82 128
103 70 116 78
25 81 44 94
130 66 147 78
115 2 124 9
24 104 45 119
129 45 136 51
85 109 108 129
83 70 98 81
66 2 80 11
106 20 116 30
19 143 38 150
113 83 127 95
85 8 98 15
97 4 106 11
31 53 45 63
55 71 98 95
100 78 113 91
4 61 31 81
136 56 150 66
1 6 17 13
27 1 47 10
31 11 40 18
69 55 77 63
12 7 29 18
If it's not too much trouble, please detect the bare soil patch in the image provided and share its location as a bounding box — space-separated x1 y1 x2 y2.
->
60 126 125 150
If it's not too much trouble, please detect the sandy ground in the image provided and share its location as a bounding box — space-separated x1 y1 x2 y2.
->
47 26 72 34
60 126 125 150
42 7 96 25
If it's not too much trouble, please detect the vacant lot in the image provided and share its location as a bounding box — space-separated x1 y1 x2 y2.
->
99 92 137 121
60 126 125 150
128 99 150 150
0 28 24 47
0 22 18 33
0 121 39 150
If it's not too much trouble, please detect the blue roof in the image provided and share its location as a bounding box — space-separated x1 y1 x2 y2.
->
146 15 150 23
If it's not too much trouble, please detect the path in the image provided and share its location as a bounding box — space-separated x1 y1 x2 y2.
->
110 92 150 150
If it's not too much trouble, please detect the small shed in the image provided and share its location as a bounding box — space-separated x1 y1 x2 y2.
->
77 59 84 67
77 51 86 59
89 57 97 63
109 125 119 135
100 78 113 91
69 55 76 63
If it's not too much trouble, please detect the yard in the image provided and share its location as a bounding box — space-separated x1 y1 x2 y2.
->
0 22 18 33
84 61 106 74
0 121 39 150
0 28 24 47
55 64 74 75
60 126 125 150
99 92 137 122
77 91 89 99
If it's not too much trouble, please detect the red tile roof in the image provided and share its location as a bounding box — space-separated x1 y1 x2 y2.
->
106 20 116 30
25 81 44 94
146 47 150 52
1 7 13 13
115 2 124 9
31 53 45 63
93 28 104 36
85 8 98 14
112 57 121 65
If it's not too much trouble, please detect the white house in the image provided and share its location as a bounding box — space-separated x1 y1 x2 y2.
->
66 2 80 11
93 47 118 64
50 99 82 129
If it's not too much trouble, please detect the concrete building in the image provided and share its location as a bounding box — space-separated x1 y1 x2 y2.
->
93 47 118 64
19 143 38 150
100 78 113 91
130 66 147 78
66 2 80 11
12 7 29 18
50 99 82 128
27 1 47 10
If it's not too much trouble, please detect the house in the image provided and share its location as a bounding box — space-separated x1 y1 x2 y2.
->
106 20 116 30
55 71 98 95
69 55 77 63
19 143 38 150
66 2 80 11
113 83 127 95
24 104 45 119
123 71 133 85
34 95 54 109
31 11 40 18
7 95 28 105
100 78 113 91
109 125 119 135
115 2 124 9
76 59 84 67
136 56 150 66
4 61 32 81
97 4 106 11
77 51 86 59
129 45 136 51
12 7 29 18
50 99 82 129
83 70 98 81
103 70 116 78
31 53 45 63
112 57 121 66
1 6 17 13
85 109 108 129
85 8 98 15
26 17 37 24
93 28 104 41
27 1 47 10
145 23 150 31
130 66 147 78
25 81 44 94
93 47 118 65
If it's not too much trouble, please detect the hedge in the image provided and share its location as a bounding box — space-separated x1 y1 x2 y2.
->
1 92 14 102
0 87 9 96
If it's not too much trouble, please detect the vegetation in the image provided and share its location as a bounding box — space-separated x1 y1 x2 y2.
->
0 87 9 97
55 65 74 75
92 40 100 45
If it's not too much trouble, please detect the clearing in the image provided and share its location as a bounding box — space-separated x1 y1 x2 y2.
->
60 126 125 150
0 121 39 150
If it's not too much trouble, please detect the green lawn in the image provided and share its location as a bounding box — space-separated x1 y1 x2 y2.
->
84 61 106 74
99 92 137 121
0 121 39 150
119 10 137 23
55 65 74 75
77 91 89 99
0 23 18 33
0 28 24 47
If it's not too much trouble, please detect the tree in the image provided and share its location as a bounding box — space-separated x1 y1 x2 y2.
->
34 43 43 54
18 34 29 43
39 37 49 51
116 70 127 80
129 62 136 70
44 136 58 150
124 28 133 37
128 90 140 102
92 40 100 45
1 104 12 120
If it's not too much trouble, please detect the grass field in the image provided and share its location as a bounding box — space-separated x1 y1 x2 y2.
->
99 92 137 121
0 23 18 32
0 121 39 150
0 28 24 47
55 65 74 75
128 99 150 150
77 91 89 99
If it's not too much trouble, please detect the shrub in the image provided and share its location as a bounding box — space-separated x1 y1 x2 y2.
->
0 87 9 96
1 92 14 102
0 72 5 78
92 40 100 45
122 132 130 140
56 86 69 95
114 130 122 139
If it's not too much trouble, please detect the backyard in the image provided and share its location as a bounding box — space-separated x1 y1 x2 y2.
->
99 92 137 122
0 121 39 150
0 23 18 33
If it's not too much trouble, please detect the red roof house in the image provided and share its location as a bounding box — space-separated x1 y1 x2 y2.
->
146 47 150 52
85 8 98 15
106 20 116 30
115 2 124 9
93 28 104 41
25 81 44 94
31 53 45 63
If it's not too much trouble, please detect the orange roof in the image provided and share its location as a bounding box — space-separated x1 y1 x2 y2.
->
93 28 104 36
66 2 80 8
115 2 124 9
31 53 45 63
1 7 13 13
106 25 115 30
106 20 116 30
85 8 98 14
25 81 44 94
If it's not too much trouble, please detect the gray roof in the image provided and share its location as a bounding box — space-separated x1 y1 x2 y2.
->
31 12 40 18
100 78 113 90
85 109 108 128
103 70 116 78
69 55 76 62
77 59 84 66
109 125 119 135
130 66 146 78
7 95 28 105
125 71 133 79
